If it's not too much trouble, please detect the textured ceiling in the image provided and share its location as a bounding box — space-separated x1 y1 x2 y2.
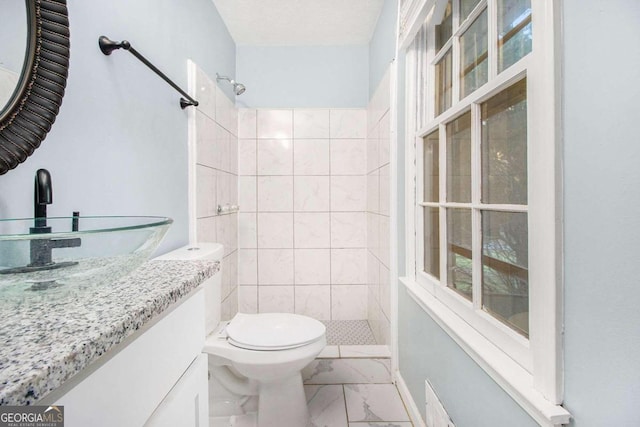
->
212 0 385 46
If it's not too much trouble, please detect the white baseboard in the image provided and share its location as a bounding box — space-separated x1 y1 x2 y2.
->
395 370 427 427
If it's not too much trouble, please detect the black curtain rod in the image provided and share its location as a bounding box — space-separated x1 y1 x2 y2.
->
98 36 199 109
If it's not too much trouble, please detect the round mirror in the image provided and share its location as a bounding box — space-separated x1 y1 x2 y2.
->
0 0 29 115
0 0 70 176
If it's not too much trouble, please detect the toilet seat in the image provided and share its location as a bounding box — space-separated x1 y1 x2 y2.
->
225 313 325 351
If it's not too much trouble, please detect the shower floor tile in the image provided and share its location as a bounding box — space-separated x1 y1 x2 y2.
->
321 320 377 345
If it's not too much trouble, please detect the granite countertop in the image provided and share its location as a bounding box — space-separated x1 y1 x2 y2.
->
0 259 219 406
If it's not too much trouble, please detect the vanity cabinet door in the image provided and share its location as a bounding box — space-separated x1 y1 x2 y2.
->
47 290 206 427
145 353 209 427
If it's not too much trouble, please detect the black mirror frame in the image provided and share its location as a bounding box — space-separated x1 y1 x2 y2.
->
0 0 69 175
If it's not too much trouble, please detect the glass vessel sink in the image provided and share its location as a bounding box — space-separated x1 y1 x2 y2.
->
0 216 172 292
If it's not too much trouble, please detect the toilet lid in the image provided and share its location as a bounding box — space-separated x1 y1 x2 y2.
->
225 313 326 351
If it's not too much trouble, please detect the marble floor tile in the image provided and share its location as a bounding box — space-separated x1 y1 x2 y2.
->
318 346 341 358
348 423 413 427
339 345 391 359
306 385 349 427
210 413 257 427
344 384 410 423
302 359 391 385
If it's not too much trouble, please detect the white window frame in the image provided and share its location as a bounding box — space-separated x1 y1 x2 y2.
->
399 1 571 426
419 0 533 368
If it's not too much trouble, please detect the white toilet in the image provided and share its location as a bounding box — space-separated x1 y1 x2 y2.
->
158 243 326 427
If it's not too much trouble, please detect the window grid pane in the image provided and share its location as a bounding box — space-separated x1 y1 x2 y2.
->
481 78 528 205
423 130 440 202
460 0 481 22
446 111 472 202
460 9 488 98
419 1 532 341
435 50 453 116
447 208 472 300
481 210 529 337
436 1 453 52
497 0 532 72
424 207 440 278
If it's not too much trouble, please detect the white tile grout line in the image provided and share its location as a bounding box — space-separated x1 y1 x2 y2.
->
254 113 259 313
342 384 350 424
328 113 333 320
291 115 296 315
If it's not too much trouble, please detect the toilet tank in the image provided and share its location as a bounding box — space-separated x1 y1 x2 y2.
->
155 243 224 335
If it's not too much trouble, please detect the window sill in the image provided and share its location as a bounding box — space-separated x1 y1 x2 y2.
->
399 276 571 427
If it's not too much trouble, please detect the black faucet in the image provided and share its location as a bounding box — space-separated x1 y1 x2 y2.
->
28 168 81 268
32 169 53 233
0 170 82 280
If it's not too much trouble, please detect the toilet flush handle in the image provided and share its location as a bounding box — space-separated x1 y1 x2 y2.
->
215 321 231 340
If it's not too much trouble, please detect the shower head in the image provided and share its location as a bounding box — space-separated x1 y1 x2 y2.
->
234 83 246 95
216 73 246 96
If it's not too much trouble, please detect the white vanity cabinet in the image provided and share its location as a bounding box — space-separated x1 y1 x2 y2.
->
145 353 208 427
43 289 208 427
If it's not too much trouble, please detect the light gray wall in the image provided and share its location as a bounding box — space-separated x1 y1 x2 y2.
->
562 1 640 425
235 45 369 108
235 1 397 109
398 286 539 426
369 0 397 98
0 0 236 254
398 1 640 426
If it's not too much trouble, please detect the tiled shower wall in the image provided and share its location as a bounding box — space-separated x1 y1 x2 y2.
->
366 69 391 344
192 65 239 321
237 109 368 320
